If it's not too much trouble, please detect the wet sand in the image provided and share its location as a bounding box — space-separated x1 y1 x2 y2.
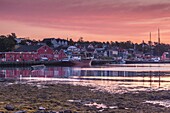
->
0 80 170 113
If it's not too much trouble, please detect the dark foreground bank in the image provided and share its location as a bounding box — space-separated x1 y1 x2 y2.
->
0 80 170 113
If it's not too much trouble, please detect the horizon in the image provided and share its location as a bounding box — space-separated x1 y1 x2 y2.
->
1 32 166 44
1 0 170 43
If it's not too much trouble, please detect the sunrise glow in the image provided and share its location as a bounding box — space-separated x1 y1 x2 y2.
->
1 0 170 43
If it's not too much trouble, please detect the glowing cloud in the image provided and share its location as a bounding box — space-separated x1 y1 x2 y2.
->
0 0 170 43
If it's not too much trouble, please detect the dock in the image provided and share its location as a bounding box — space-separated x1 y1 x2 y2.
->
0 61 75 67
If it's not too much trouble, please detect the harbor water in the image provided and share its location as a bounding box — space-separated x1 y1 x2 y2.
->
1 64 170 93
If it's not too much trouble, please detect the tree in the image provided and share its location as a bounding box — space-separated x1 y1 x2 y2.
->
0 34 17 52
11 33 17 38
78 37 84 42
69 38 74 46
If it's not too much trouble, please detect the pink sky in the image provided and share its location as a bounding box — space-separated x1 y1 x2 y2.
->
0 0 170 43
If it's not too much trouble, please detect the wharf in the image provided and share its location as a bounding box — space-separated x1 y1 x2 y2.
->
0 61 74 67
91 60 115 65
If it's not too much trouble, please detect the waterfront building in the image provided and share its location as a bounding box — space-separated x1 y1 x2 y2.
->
4 45 54 61
54 49 67 60
161 52 170 61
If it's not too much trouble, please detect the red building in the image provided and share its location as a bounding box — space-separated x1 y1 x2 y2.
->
54 49 67 60
5 45 54 61
161 52 170 61
53 50 59 60
58 49 67 60
0 52 6 61
0 67 68 79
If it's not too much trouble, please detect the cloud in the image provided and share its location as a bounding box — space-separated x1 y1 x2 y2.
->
1 0 170 42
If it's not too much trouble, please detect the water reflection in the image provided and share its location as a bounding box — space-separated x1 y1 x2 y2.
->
0 66 170 90
0 67 169 78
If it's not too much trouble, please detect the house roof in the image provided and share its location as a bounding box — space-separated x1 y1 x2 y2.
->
14 45 43 52
86 48 95 52
67 46 77 49
42 38 68 42
54 45 68 51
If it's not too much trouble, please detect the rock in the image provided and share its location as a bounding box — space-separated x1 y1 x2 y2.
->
4 104 15 111
39 106 46 110
34 111 41 113
49 111 57 113
15 110 26 113
58 110 72 113
118 106 126 109
63 110 72 113
58 111 64 113
34 111 48 113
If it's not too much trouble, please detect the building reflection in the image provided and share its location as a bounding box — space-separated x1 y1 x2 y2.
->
0 67 169 86
0 67 73 78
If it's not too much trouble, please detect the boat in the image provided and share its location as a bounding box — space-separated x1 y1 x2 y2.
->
72 58 92 67
31 64 46 70
90 59 116 65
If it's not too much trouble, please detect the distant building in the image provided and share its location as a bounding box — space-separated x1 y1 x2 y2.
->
14 38 25 44
87 44 94 49
86 48 95 58
67 46 80 53
94 48 106 58
42 38 68 48
162 52 170 61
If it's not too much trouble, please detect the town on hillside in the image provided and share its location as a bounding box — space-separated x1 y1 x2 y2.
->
0 33 170 64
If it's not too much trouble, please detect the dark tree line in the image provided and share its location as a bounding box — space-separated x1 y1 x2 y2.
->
0 33 169 56
75 38 170 56
0 33 16 52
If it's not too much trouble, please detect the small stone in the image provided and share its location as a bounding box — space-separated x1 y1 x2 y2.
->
49 111 57 113
118 106 125 109
4 104 15 111
63 110 72 113
15 110 26 113
59 111 72 113
58 111 64 113
34 110 48 113
39 106 46 110
34 111 40 113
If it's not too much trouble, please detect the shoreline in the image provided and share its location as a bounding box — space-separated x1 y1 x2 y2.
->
0 80 170 113
0 61 75 67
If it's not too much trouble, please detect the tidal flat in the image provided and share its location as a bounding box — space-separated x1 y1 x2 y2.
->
0 80 170 113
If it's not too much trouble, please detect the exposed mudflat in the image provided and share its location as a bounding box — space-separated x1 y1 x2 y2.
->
0 80 170 113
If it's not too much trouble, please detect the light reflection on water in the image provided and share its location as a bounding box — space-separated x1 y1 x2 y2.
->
1 65 170 92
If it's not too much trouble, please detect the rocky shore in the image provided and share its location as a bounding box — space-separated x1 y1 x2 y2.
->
0 80 170 113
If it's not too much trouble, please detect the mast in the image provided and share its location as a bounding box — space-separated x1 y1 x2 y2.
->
149 32 152 56
150 32 152 43
158 28 160 57
158 28 160 44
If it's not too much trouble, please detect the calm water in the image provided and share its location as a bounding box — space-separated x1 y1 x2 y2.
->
1 64 170 93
